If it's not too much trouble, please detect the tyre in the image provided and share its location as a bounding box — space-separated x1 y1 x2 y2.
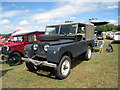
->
26 62 38 72
84 46 92 60
39 34 60 41
7 52 22 66
56 56 71 79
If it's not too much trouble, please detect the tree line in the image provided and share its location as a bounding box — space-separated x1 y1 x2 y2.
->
0 24 120 38
0 33 11 38
95 24 120 32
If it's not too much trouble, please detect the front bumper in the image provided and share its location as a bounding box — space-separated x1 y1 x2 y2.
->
97 37 103 40
22 57 57 68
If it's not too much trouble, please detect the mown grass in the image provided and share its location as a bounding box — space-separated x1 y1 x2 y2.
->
0 40 119 88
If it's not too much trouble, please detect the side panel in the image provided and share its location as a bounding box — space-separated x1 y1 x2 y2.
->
8 50 24 57
85 24 94 40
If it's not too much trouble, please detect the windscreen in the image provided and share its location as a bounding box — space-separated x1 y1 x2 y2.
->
45 26 59 35
10 36 23 42
115 33 120 35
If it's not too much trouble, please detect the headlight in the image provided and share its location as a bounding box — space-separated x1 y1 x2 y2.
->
4 45 9 51
44 44 49 51
0 46 2 51
33 44 38 50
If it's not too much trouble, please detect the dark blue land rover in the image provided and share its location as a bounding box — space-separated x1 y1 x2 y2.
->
22 22 95 79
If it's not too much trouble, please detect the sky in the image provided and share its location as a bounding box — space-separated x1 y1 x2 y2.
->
0 0 119 34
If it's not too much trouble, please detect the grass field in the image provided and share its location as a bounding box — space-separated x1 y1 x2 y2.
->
0 40 119 88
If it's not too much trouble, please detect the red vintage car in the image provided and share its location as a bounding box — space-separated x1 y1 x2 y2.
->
0 38 13 54
1 31 45 66
0 30 21 51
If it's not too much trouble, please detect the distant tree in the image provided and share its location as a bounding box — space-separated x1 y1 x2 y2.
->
117 25 120 31
95 26 107 32
78 27 85 33
65 21 73 23
95 24 118 32
105 24 115 31
112 25 117 32
2 34 11 38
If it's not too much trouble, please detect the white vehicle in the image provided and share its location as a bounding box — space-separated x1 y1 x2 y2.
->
113 32 120 41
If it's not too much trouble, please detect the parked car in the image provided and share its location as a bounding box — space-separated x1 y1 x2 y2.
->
113 32 120 41
0 40 13 54
0 30 22 54
1 31 45 66
106 32 114 39
22 22 95 79
96 31 104 40
97 34 104 40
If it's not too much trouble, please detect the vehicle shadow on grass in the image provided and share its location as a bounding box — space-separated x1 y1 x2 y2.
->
26 66 56 79
0 61 7 64
36 67 56 79
0 68 13 78
27 54 89 80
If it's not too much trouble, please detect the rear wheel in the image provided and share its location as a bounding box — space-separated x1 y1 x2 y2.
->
84 46 92 60
8 52 22 66
26 62 38 73
56 56 71 79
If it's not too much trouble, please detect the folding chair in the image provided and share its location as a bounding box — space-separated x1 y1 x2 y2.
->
95 40 104 53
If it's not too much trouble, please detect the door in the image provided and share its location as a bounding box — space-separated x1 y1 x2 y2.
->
75 35 87 57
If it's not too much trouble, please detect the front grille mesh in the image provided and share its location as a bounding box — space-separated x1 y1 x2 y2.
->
36 42 46 57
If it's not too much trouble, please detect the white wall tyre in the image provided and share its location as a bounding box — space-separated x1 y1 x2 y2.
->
84 46 92 60
56 56 71 79
87 48 92 59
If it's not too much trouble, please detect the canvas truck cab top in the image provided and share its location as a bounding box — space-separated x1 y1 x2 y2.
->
22 22 95 79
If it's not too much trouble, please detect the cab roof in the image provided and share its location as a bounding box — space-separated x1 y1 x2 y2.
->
12 31 45 36
47 22 94 27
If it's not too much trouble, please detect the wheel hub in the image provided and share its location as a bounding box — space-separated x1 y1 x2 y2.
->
61 60 70 76
63 64 68 70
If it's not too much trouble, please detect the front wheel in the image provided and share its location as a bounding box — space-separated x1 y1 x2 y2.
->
8 52 22 66
26 62 38 73
84 46 92 60
56 56 71 79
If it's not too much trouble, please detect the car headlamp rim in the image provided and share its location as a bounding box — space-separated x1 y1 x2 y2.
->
0 46 2 51
44 44 50 51
33 44 39 50
4 45 9 51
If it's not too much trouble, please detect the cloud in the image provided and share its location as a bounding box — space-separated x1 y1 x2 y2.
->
0 19 10 24
107 5 118 9
1 0 119 2
0 24 45 34
0 10 29 18
108 20 118 24
50 20 62 23
70 16 76 19
29 2 98 24
19 20 29 25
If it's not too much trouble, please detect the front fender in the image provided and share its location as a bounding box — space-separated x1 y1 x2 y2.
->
9 50 23 57
47 43 75 64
